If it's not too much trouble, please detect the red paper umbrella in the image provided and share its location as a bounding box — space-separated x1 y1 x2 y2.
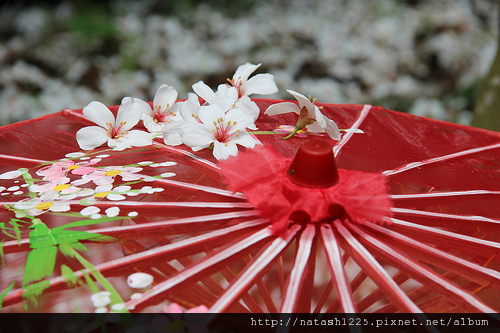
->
0 99 499 314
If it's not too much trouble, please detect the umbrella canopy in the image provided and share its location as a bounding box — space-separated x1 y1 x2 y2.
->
0 99 499 313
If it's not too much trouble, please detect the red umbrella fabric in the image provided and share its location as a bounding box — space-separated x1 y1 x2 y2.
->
0 92 499 313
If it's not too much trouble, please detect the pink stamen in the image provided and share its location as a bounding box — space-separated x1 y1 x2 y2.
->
213 119 238 143
107 121 127 139
227 77 244 98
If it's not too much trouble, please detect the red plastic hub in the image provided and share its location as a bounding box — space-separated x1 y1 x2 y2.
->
287 139 339 187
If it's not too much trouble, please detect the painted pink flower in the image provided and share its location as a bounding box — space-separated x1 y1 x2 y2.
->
77 166 144 186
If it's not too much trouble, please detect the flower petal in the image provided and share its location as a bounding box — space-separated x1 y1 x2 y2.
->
214 96 237 113
225 108 256 131
215 84 238 102
192 80 215 104
197 104 225 127
287 90 315 116
243 73 278 96
76 126 110 150
232 132 261 148
305 122 325 133
236 96 260 121
179 122 214 149
324 117 341 141
142 115 163 133
162 121 184 146
265 102 300 116
153 84 178 112
233 62 260 83
213 141 238 160
123 130 153 146
116 97 145 133
133 98 153 120
179 93 201 122
83 101 115 129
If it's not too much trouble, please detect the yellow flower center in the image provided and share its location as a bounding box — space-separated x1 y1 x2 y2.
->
68 165 80 170
94 192 111 198
53 184 71 192
104 170 122 176
35 202 53 210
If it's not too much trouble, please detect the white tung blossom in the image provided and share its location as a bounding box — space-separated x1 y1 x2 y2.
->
179 104 260 160
76 97 153 151
192 62 279 121
140 84 182 134
265 89 341 140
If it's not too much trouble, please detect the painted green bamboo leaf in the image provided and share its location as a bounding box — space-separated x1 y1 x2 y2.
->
23 222 58 286
22 280 50 308
0 241 4 267
72 250 128 313
61 264 83 288
0 282 15 308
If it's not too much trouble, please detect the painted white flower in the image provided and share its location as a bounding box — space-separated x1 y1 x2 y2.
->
141 84 182 134
105 206 120 217
80 206 100 217
0 170 25 179
110 303 126 312
93 184 128 201
179 104 260 160
127 272 153 289
265 89 341 140
76 97 153 151
14 197 71 216
91 291 112 308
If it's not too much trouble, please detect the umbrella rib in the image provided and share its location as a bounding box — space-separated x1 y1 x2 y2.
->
149 177 246 199
88 210 261 239
320 224 357 313
44 200 254 209
348 223 497 313
152 142 220 171
363 222 500 288
209 224 301 313
383 142 500 177
0 153 48 165
280 224 315 313
126 226 275 311
335 220 422 313
391 207 500 226
390 189 500 199
389 217 500 257
61 108 93 125
1 220 268 308
333 104 371 158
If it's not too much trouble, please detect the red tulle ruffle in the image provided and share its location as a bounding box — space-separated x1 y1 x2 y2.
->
219 145 392 235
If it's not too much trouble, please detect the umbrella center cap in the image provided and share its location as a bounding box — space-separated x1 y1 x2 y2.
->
287 139 339 187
